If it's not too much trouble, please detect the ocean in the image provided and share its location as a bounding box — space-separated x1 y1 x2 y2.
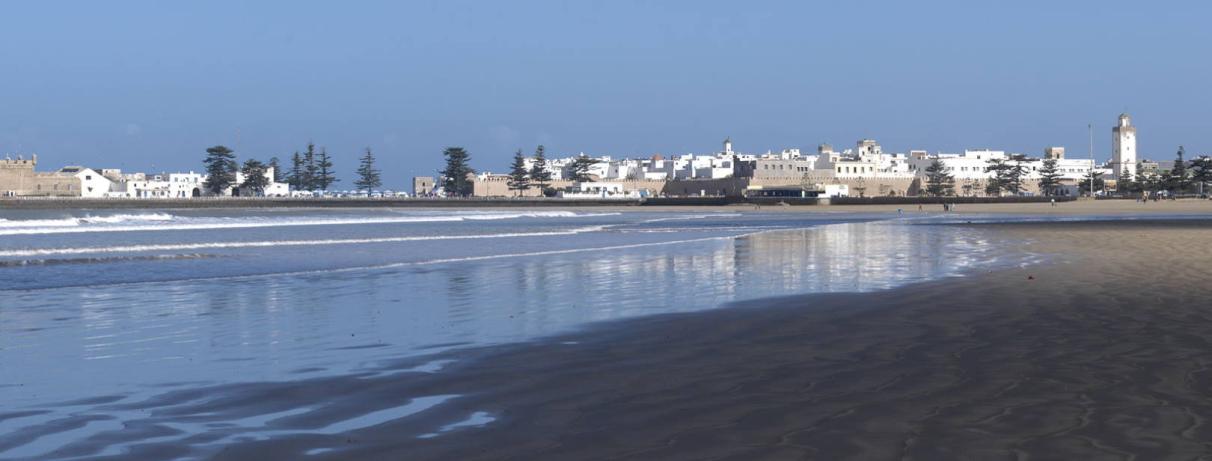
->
0 208 1033 459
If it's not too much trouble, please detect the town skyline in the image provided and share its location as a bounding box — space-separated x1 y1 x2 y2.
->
1 113 1197 189
3 1 1211 188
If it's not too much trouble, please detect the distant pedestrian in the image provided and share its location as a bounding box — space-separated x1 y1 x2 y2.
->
897 208 903 215
1050 198 1056 207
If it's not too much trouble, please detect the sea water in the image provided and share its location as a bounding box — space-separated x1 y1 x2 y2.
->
0 208 1031 459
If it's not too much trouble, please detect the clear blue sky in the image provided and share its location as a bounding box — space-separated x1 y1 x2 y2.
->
2 0 1209 188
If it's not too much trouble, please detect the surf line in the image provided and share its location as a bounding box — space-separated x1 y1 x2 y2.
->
0 211 620 236
0 226 610 257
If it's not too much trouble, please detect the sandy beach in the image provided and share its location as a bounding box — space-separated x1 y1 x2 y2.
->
90 217 1195 460
11 209 1212 460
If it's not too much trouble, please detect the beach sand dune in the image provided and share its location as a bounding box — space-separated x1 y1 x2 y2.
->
132 220 1212 460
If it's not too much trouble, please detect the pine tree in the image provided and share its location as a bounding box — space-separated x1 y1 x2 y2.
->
507 149 530 195
1037 157 1062 197
1003 154 1029 195
1116 166 1135 194
440 147 475 197
316 147 338 191
303 142 319 191
1079 171 1105 196
202 145 238 195
240 159 270 196
924 159 954 197
1141 171 1161 194
1190 156 1212 196
288 151 304 190
267 157 283 183
984 157 1008 196
354 147 382 195
529 145 553 195
571 155 596 182
1170 146 1189 194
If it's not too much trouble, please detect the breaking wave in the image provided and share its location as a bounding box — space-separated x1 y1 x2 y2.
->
0 226 610 257
0 213 174 229
0 211 618 236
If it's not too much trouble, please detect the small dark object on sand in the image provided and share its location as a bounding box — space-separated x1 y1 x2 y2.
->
1027 275 1035 280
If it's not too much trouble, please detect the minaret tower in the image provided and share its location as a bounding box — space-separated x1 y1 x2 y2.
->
1111 113 1137 179
723 137 733 155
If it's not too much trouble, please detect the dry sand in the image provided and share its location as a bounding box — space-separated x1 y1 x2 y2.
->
114 218 1212 460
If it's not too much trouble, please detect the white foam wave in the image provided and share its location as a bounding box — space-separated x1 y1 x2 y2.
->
0 226 609 257
0 217 81 228
0 211 619 236
0 213 174 230
636 213 743 224
457 211 619 220
79 213 175 224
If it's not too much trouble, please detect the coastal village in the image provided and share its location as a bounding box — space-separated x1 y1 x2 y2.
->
0 114 1196 200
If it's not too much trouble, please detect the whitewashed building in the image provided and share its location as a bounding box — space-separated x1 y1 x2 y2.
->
557 182 645 199
907 148 1095 195
54 166 113 198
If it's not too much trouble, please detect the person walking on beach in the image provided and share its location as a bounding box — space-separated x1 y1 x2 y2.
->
1050 198 1056 207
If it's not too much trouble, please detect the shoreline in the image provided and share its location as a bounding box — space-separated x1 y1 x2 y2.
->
41 217 1212 460
2 197 1210 216
0 195 1073 210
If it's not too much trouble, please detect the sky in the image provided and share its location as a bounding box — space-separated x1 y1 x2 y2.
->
2 0 1210 188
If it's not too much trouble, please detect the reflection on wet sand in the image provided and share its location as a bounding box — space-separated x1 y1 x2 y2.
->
0 221 1031 459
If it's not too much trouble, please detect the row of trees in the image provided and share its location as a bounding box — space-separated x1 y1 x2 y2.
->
923 146 1212 198
201 145 275 195
202 143 383 197
505 146 596 196
1114 148 1212 195
439 145 598 198
286 143 338 192
923 155 1071 198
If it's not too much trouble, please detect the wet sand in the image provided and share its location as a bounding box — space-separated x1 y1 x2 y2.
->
119 218 1204 460
43 218 1212 460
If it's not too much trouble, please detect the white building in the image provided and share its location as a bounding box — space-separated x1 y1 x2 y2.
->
166 172 206 197
815 141 909 179
908 150 1008 180
105 168 285 198
557 182 645 199
907 149 1094 195
524 149 739 182
54 166 113 198
234 167 289 197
